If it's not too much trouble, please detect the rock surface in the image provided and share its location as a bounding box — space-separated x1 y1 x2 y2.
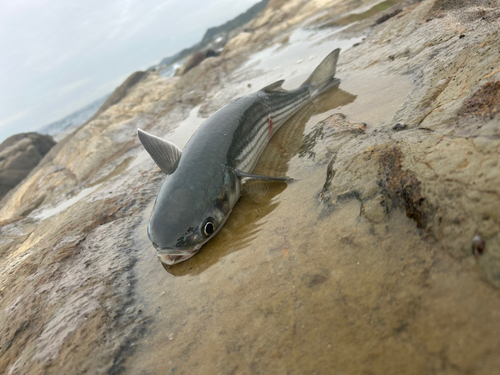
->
0 133 55 202
1 0 500 374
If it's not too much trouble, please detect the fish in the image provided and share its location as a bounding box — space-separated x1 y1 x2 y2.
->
138 48 341 265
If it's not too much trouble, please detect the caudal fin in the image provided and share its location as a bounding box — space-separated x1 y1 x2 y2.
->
302 48 341 97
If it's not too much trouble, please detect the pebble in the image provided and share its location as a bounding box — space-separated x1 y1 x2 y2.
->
472 235 485 256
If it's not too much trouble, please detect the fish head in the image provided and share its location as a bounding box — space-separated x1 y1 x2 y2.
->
148 164 240 265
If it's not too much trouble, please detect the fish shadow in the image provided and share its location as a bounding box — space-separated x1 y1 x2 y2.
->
163 87 356 276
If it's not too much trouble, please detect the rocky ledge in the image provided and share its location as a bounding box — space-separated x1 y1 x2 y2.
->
0 0 500 374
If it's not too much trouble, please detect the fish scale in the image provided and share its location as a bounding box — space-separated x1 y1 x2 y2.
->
232 86 311 172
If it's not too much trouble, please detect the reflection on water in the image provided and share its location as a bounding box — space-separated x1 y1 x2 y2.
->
164 182 287 276
33 184 101 220
320 0 404 28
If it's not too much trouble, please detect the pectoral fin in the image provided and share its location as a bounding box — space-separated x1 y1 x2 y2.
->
234 169 292 183
137 129 182 174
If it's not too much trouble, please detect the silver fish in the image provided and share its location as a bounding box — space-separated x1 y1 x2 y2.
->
138 49 341 265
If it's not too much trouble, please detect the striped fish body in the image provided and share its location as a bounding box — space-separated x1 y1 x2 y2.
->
140 49 341 265
187 86 312 175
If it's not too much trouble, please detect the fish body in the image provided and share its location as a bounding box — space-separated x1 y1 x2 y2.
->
138 49 341 265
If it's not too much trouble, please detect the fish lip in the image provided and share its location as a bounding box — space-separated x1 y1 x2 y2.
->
156 243 204 265
155 243 202 256
156 248 197 256
159 252 198 265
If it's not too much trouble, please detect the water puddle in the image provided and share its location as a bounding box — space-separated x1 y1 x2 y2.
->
316 69 411 128
126 87 361 372
320 0 404 28
33 185 101 220
239 27 363 75
233 26 364 92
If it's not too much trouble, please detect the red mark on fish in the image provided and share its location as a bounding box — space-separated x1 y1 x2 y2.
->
267 115 273 138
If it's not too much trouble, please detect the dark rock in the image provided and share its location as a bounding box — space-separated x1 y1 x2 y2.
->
458 81 500 120
392 122 407 131
472 234 485 256
0 133 56 201
374 9 402 26
175 49 221 76
379 147 429 231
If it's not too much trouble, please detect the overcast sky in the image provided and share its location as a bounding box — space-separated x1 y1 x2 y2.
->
0 0 260 142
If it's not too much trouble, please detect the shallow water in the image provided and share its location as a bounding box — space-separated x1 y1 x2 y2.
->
124 12 414 373
33 184 101 220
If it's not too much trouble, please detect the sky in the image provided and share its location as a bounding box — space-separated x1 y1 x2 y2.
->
0 0 260 142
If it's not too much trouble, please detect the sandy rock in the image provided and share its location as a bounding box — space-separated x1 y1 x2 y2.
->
222 32 253 58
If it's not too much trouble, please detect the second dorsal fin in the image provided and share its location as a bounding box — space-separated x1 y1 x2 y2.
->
260 80 286 92
137 129 182 175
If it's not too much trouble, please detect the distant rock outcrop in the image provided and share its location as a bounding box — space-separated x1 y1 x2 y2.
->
175 49 220 76
200 0 269 44
86 71 147 124
157 0 269 70
0 133 56 201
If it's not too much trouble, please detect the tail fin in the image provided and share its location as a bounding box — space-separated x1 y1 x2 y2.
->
302 48 341 97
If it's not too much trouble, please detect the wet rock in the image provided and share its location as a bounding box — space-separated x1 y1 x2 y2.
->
0 133 55 202
299 113 365 164
362 194 387 223
2 0 500 373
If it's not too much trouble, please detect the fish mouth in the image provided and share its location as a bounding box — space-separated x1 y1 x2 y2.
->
159 252 198 265
155 244 202 265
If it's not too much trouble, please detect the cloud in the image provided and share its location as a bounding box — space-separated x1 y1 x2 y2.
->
0 111 30 129
0 0 263 143
47 78 91 97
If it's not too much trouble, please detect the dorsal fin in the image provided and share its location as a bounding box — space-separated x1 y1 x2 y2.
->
260 80 286 92
137 129 182 174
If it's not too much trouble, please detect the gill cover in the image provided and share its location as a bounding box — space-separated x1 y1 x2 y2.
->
137 128 182 174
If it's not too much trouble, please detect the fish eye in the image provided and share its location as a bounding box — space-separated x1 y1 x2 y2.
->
202 218 215 237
